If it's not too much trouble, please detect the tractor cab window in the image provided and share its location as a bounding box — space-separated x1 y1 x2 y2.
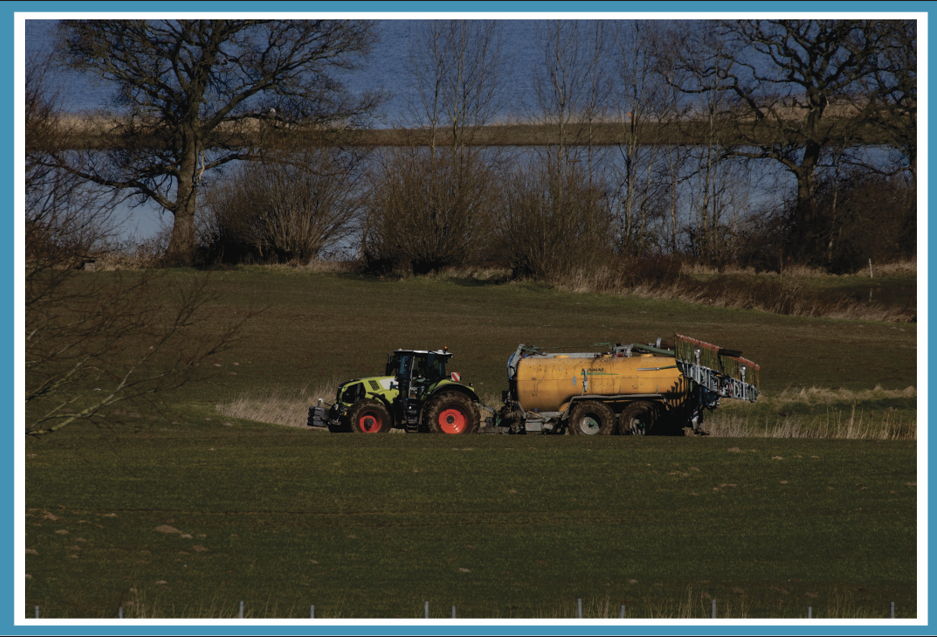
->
412 355 427 380
394 353 413 378
428 354 449 380
413 353 449 382
389 351 451 383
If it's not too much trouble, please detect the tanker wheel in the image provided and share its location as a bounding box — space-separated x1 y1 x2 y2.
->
347 400 393 434
618 401 660 435
568 401 615 435
424 392 479 435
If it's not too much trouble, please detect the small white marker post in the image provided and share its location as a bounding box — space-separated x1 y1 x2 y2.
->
711 599 716 619
452 605 456 618
808 607 812 619
424 601 429 618
310 604 314 619
577 598 582 619
239 600 244 618
620 604 625 618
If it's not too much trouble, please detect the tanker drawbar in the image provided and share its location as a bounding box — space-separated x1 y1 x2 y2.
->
308 335 760 436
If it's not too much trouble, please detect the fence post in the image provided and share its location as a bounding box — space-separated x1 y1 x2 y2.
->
577 598 582 619
34 606 39 619
239 600 244 619
808 606 812 619
891 602 895 619
424 601 429 619
619 604 625 618
310 604 315 619
118 607 123 619
452 605 456 618
711 598 716 619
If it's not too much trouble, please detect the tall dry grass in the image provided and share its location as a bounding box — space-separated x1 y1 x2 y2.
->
100 587 352 619
93 586 894 619
550 264 915 323
706 386 917 440
680 257 916 278
705 409 916 440
216 382 340 429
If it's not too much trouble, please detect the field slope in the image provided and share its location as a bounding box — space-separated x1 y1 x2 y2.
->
24 268 918 619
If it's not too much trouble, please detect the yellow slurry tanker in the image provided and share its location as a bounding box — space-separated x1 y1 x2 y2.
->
309 334 760 435
494 334 760 435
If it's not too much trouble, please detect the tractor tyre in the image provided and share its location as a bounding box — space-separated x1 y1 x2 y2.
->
567 401 615 435
424 392 479 435
347 400 393 434
618 401 660 435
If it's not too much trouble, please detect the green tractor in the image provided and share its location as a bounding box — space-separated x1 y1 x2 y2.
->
307 348 483 434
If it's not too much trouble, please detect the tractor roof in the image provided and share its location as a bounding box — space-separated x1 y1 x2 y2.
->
393 349 450 356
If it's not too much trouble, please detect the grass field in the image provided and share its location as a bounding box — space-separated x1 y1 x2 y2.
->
23 267 919 619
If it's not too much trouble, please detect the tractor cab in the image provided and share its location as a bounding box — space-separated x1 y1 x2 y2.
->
386 349 453 428
387 349 451 391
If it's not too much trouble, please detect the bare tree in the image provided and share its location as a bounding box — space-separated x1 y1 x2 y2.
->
713 19 887 261
55 19 382 264
363 20 507 274
502 20 616 281
407 20 507 155
24 52 253 437
859 20 917 185
669 21 748 264
610 21 679 255
530 20 612 176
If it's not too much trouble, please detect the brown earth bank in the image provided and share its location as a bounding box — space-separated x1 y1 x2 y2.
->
51 117 896 151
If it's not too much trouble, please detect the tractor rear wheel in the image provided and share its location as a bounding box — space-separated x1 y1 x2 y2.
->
568 401 615 435
348 400 393 434
618 401 660 435
424 393 479 435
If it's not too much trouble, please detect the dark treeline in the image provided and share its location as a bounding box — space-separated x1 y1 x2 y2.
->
28 19 916 276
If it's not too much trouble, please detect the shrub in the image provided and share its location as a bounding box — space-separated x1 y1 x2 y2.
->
200 141 367 265
362 148 498 275
813 171 916 274
492 159 614 281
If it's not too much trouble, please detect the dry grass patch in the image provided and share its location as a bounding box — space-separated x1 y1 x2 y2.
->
680 259 916 278
215 381 340 429
550 267 915 323
707 385 917 440
764 385 916 406
706 411 916 440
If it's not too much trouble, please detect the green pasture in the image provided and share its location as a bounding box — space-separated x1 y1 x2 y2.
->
165 267 917 403
26 427 917 619
24 268 919 618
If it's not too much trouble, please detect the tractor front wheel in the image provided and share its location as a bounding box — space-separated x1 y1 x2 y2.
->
424 393 479 435
348 400 393 434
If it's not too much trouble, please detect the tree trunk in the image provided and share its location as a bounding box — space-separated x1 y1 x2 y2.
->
791 143 821 262
166 129 200 264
